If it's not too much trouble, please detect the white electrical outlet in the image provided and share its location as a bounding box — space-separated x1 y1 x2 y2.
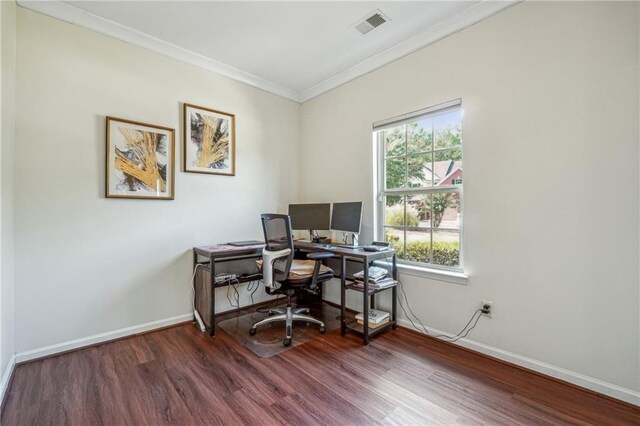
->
481 300 493 317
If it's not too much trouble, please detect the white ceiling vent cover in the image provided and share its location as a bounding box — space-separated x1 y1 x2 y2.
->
353 10 390 35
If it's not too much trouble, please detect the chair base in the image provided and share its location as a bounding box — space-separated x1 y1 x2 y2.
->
250 305 325 346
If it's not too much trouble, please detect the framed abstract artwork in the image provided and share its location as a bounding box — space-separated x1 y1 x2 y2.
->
105 116 175 200
183 103 236 176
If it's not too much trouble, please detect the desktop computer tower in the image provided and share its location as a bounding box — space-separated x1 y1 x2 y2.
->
194 266 214 329
193 257 262 329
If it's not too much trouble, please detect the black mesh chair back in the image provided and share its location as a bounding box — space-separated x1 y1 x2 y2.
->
254 213 332 346
261 214 294 283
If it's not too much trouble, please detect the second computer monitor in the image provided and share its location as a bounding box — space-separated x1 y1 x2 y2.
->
288 203 331 231
330 201 363 234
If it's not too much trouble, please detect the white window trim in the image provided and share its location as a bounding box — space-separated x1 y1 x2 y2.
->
373 98 462 131
397 263 469 285
373 99 466 279
374 259 469 285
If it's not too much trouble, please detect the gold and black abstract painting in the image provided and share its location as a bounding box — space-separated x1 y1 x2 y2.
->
106 117 175 199
183 103 235 176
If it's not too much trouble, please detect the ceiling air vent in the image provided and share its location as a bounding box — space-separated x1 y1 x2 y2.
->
354 10 390 35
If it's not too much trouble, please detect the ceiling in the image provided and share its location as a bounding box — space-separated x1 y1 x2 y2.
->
19 1 518 102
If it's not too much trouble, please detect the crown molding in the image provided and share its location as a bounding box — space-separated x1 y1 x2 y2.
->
299 0 522 103
18 0 520 104
17 0 302 102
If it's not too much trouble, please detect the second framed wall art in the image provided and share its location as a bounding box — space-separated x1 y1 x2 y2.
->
183 103 236 176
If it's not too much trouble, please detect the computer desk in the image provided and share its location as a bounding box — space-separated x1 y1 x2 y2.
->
293 241 398 345
193 243 265 336
193 241 398 344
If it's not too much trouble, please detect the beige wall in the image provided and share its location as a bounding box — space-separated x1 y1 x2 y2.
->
1 0 17 379
6 0 640 406
301 1 640 400
14 8 300 353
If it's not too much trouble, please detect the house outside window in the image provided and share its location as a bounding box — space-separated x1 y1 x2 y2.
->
374 99 463 271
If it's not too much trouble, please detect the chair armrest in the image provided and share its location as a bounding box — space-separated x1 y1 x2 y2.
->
263 248 292 289
308 252 333 289
306 252 334 260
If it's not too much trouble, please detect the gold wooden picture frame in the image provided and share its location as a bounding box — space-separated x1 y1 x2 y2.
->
183 103 236 176
106 116 175 200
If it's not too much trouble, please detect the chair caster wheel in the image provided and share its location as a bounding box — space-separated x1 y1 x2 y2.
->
319 326 326 334
283 338 292 347
249 327 257 336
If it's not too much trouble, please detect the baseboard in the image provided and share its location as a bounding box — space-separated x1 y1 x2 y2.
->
397 318 640 407
0 355 16 409
12 309 639 407
15 313 193 364
14 298 279 364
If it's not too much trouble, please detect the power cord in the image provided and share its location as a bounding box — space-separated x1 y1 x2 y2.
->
190 264 205 312
397 276 430 335
225 277 241 309
246 279 260 306
434 309 483 342
381 252 430 335
396 289 428 335
232 278 241 307
191 266 276 330
401 278 485 342
380 251 486 343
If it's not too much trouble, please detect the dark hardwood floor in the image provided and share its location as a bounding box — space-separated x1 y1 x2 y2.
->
2 305 639 425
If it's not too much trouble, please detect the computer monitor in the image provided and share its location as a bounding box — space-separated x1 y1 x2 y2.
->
288 203 331 233
330 202 363 234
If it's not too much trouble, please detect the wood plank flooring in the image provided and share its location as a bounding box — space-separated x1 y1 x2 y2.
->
2 306 639 425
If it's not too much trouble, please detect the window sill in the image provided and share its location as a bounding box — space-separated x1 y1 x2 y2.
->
374 260 469 285
399 264 469 285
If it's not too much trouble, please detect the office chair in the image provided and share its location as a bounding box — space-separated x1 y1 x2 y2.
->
251 213 334 346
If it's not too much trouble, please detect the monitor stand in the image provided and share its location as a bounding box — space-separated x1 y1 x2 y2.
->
310 230 324 243
339 232 358 247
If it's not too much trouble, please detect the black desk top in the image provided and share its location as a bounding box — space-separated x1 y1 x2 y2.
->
193 241 395 262
293 240 395 261
193 243 264 258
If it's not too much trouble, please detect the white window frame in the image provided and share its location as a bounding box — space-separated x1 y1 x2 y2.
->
373 99 466 278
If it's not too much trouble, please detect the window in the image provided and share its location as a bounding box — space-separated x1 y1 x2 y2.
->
374 99 463 271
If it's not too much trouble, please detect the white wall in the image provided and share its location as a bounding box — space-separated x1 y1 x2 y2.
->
14 8 300 353
0 0 17 380
301 1 640 399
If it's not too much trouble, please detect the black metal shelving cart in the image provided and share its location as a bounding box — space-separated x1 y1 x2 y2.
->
339 249 398 345
292 241 399 345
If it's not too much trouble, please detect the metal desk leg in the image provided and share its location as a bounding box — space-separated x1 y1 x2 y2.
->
340 256 346 336
370 261 375 308
192 251 197 322
209 253 216 336
392 253 398 329
363 264 369 345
